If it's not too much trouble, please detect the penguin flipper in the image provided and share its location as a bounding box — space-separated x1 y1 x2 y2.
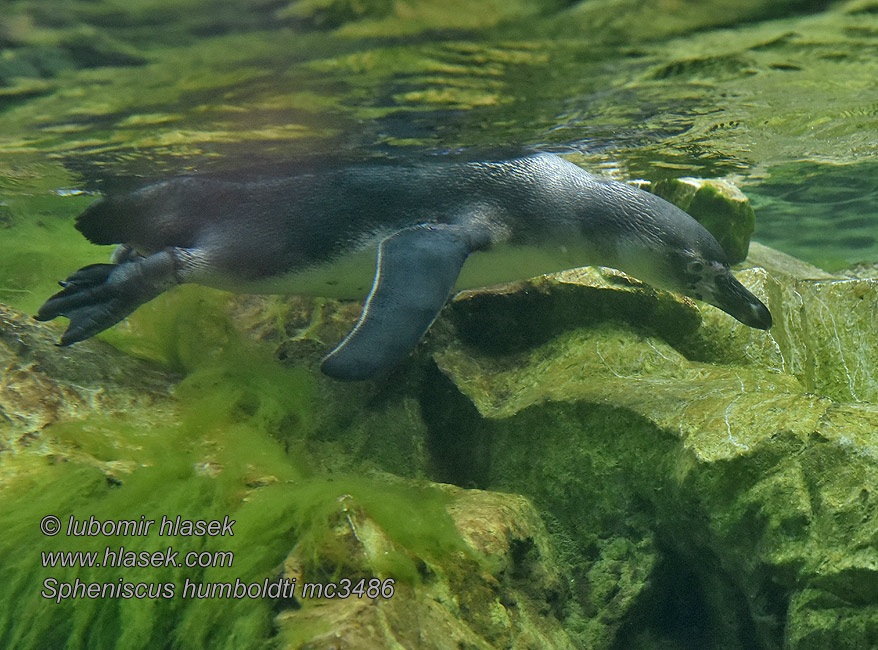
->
321 223 489 381
35 250 178 345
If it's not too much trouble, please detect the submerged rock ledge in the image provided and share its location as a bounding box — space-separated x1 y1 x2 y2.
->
425 241 878 649
4 186 878 650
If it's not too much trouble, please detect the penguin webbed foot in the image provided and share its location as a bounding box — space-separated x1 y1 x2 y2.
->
35 253 176 345
35 264 136 345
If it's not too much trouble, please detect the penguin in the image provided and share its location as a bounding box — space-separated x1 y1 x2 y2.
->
35 153 772 380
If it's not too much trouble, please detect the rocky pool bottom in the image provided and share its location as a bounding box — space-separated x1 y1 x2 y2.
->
4 202 878 649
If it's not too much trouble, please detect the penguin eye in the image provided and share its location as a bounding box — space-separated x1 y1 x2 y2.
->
687 260 705 274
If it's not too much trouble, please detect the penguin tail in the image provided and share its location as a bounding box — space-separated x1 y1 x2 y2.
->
35 251 178 345
74 196 131 245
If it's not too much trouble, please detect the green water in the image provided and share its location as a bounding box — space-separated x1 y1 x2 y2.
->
1 0 876 284
748 161 878 270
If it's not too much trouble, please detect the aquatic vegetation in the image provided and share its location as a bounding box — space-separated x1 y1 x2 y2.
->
282 477 471 583
0 285 484 649
0 193 99 314
97 285 246 374
0 396 466 650
0 416 301 650
1 297 305 649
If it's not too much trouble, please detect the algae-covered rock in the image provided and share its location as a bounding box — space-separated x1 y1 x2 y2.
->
0 302 176 453
276 483 574 650
646 177 756 264
698 248 878 405
426 241 878 649
445 266 702 359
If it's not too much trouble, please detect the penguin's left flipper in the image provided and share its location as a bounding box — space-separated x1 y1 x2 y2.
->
321 223 490 381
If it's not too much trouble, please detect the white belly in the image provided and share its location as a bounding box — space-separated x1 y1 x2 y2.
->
201 239 606 299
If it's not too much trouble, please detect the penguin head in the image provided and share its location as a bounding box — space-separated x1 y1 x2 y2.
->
666 247 773 330
612 190 773 331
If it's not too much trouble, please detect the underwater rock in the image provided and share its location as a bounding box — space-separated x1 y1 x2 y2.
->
643 176 756 264
0 301 179 491
0 302 176 454
276 482 574 650
840 259 878 280
426 240 878 649
1 294 579 650
700 242 878 404
443 265 702 361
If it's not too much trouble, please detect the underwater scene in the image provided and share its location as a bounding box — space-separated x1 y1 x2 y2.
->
1 1 878 648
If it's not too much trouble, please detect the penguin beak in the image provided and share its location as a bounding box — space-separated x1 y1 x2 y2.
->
708 272 772 330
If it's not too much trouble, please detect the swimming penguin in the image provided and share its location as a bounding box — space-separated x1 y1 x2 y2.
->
35 153 771 380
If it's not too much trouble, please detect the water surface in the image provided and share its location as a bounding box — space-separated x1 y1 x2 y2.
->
1 0 876 315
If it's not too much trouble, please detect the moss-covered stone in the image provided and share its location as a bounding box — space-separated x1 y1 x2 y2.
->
697 248 878 404
425 242 878 649
446 266 702 358
0 302 176 449
277 483 575 649
646 177 756 264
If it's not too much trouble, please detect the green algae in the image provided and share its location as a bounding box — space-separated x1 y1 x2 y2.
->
283 476 472 584
0 195 105 314
0 277 481 649
0 386 466 649
0 304 313 649
96 285 247 373
0 420 302 650
1 407 471 649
